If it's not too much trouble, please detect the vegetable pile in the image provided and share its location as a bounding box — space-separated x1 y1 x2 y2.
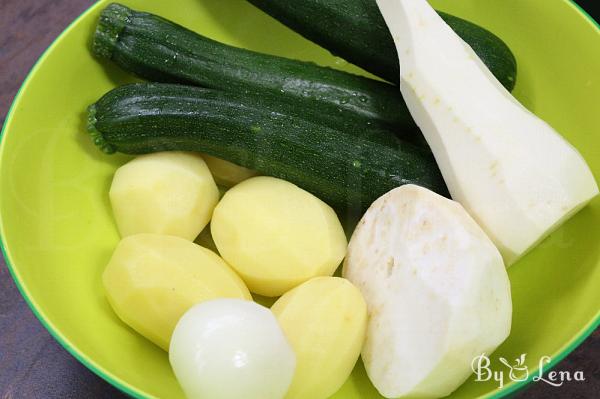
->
85 1 598 399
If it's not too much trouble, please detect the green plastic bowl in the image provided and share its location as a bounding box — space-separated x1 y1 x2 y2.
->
1 0 599 398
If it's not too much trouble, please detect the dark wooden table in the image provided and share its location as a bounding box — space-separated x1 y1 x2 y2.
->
0 0 598 398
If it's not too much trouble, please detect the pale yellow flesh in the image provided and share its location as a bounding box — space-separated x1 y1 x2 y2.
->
211 176 347 296
110 152 220 241
102 234 251 351
271 277 367 399
201 154 258 187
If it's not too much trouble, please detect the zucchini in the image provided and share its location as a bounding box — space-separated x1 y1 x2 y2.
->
87 83 448 212
92 3 423 143
246 0 517 91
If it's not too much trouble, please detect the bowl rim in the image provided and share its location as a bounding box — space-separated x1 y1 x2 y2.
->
0 1 599 398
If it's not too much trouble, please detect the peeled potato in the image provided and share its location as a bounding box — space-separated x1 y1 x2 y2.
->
103 234 251 350
201 154 258 187
271 277 367 399
211 176 347 296
110 152 219 240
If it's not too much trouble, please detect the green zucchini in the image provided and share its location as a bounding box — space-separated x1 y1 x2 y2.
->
88 83 448 212
93 3 426 143
246 0 517 91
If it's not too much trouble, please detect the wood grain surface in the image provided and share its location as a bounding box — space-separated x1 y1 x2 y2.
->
0 0 598 398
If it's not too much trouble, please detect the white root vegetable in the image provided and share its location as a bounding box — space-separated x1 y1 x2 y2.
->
343 185 512 398
377 0 598 265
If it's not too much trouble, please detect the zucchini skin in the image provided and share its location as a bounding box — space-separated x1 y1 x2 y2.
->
88 83 448 212
246 0 517 91
93 3 419 140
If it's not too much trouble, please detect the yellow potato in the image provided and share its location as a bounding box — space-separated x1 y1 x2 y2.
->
271 277 367 399
110 152 219 240
103 234 251 350
211 176 347 296
201 154 258 187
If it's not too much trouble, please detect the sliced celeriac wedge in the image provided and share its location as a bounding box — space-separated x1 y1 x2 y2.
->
343 185 511 398
377 0 598 264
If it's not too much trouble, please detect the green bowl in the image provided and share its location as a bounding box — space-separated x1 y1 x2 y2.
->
1 0 599 398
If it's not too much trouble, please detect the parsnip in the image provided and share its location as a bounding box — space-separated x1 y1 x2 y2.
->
377 0 598 264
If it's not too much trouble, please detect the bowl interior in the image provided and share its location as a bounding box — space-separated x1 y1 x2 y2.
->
1 0 599 398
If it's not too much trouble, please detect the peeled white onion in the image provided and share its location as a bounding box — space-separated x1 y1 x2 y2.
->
169 299 296 399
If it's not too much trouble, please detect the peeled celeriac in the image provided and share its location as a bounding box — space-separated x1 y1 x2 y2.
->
170 299 295 399
377 0 599 265
343 185 511 398
271 277 367 399
110 152 219 240
201 153 258 187
211 176 347 296
103 234 251 350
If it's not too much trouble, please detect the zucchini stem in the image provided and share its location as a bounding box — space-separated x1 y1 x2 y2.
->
87 104 116 154
92 2 132 60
